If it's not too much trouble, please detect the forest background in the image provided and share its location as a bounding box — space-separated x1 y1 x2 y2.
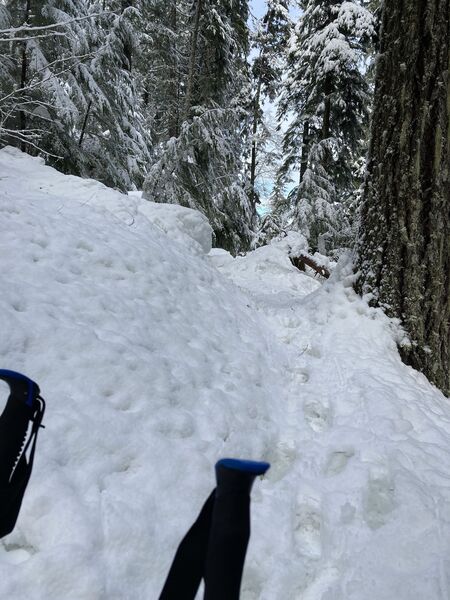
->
0 0 376 254
0 0 448 396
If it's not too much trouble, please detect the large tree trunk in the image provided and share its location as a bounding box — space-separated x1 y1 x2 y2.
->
355 0 450 395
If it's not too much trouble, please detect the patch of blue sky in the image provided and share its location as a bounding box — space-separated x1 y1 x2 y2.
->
250 0 267 20
249 1 300 215
249 0 300 26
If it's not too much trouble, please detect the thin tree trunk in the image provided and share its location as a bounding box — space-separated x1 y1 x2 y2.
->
121 0 133 71
321 75 332 140
296 121 310 205
169 1 180 138
184 0 203 120
19 0 32 152
322 97 331 140
299 121 310 183
249 79 262 206
78 101 92 147
355 0 450 395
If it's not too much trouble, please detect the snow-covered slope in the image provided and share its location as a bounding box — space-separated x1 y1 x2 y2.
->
0 147 285 599
0 147 449 599
213 246 450 599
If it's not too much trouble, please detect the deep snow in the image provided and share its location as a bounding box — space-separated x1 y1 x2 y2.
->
0 147 449 599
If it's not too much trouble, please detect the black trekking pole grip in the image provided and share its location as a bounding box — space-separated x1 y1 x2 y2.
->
0 369 45 539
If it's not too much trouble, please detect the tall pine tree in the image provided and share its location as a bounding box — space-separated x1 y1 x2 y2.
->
0 0 150 190
276 0 374 253
134 0 181 142
249 0 291 207
142 0 255 254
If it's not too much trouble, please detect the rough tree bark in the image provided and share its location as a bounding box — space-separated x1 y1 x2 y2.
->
355 0 450 395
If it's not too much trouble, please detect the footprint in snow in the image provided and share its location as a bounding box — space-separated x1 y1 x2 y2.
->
0 544 35 565
306 344 322 359
294 497 323 559
303 398 332 432
363 467 396 529
154 410 195 439
76 240 94 253
290 366 310 384
324 448 355 476
240 565 264 600
267 441 297 482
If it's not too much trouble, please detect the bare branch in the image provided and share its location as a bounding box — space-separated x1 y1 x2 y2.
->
0 12 109 36
0 128 63 158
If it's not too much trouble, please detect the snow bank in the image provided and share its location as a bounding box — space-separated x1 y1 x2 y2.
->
0 148 285 599
0 146 212 256
0 147 449 600
213 245 450 600
128 191 213 255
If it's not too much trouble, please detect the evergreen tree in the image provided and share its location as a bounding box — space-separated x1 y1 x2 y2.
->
0 0 54 151
145 107 254 252
0 5 17 144
143 0 255 254
134 0 181 142
276 0 374 253
0 0 150 190
249 0 291 206
74 0 150 189
355 0 449 395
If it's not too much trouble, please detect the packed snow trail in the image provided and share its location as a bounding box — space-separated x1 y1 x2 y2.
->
0 147 449 599
212 245 450 599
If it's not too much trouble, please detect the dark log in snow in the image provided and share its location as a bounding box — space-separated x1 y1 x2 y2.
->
290 254 330 279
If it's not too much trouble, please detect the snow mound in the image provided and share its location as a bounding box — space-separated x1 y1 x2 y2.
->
129 192 213 255
0 148 284 599
0 146 212 256
210 235 321 307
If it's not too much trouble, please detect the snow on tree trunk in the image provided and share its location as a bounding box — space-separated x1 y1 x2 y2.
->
356 0 450 395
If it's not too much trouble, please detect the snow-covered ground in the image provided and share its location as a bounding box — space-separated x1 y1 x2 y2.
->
0 147 449 599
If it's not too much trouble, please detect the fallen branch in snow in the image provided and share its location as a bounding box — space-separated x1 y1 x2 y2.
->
289 254 330 279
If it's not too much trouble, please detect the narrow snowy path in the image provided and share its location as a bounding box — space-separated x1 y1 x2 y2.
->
211 245 450 600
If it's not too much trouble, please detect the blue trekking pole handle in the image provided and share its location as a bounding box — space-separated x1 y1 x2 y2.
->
0 370 40 408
